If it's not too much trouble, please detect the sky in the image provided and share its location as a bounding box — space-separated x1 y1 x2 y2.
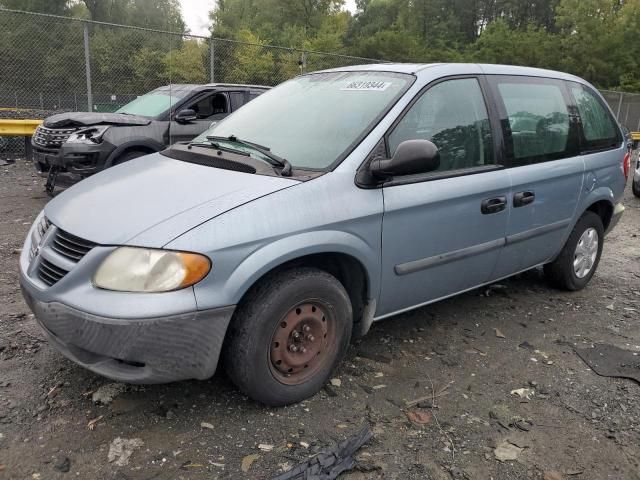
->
179 0 358 37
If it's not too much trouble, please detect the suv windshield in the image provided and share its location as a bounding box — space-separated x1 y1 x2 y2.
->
193 71 413 169
116 89 190 118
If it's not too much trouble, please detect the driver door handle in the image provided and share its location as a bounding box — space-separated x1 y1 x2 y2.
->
513 191 535 208
481 196 507 215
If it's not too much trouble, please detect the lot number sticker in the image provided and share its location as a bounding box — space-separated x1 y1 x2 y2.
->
341 81 391 91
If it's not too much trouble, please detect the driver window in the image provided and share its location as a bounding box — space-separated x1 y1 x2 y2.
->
191 93 229 119
388 78 495 172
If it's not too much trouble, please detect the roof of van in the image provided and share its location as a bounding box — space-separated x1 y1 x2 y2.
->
314 63 585 83
154 83 270 91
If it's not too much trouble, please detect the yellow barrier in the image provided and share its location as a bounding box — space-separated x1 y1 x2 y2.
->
631 132 640 142
0 119 42 137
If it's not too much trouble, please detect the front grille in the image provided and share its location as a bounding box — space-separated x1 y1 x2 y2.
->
37 258 69 286
29 216 51 261
51 228 97 262
33 126 77 150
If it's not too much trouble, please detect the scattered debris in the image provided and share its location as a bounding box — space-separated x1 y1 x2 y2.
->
544 471 563 480
494 328 506 339
510 388 534 400
91 383 125 405
355 351 392 364
484 284 508 297
271 425 373 480
54 456 71 473
518 341 535 351
494 440 524 462
605 304 615 311
180 461 205 470
406 410 432 425
258 443 274 452
324 385 338 397
86 415 103 431
330 378 342 387
200 422 215 430
107 437 144 467
241 453 260 472
576 344 640 384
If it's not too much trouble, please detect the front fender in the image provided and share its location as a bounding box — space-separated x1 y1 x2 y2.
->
192 230 380 311
105 138 165 167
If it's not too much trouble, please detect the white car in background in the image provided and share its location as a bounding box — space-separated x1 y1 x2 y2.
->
633 155 640 197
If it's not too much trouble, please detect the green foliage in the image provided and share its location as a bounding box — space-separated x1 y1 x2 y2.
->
164 40 208 84
5 0 640 96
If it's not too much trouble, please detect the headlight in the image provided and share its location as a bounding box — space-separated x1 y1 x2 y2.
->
66 125 110 144
93 247 211 293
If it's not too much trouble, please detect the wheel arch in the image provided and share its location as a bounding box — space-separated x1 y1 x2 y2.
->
104 139 164 168
222 232 380 335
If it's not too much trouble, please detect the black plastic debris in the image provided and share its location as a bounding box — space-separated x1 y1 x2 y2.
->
576 344 640 384
271 426 374 480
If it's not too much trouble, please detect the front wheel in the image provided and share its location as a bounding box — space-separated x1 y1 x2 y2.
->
544 211 604 291
223 268 352 406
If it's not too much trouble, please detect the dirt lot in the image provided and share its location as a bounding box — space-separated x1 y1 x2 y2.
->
0 157 639 480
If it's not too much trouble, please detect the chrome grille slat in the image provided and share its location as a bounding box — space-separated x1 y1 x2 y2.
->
55 231 96 250
37 259 68 286
34 221 95 287
33 126 78 149
52 239 85 260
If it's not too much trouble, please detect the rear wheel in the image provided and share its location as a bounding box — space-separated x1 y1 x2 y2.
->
223 268 352 406
544 211 604 291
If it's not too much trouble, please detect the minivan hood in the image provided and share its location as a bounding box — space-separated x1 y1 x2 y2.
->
45 153 299 247
44 112 151 128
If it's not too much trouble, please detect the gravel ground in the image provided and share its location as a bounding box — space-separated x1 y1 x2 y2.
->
1 158 639 480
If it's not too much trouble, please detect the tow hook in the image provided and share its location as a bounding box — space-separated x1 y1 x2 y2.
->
45 166 59 196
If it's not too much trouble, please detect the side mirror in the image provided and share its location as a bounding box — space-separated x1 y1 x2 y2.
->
370 139 440 179
175 108 197 124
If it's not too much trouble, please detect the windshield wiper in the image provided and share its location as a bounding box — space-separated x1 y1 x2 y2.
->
206 135 292 177
188 141 249 157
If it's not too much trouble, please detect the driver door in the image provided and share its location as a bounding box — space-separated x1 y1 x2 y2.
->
168 92 230 144
378 77 511 317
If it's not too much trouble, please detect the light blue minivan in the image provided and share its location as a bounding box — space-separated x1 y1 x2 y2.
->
19 64 627 405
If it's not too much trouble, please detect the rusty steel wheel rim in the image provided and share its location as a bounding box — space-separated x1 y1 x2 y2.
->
269 302 334 385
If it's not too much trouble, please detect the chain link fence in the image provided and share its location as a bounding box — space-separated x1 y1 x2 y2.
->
3 8 640 161
0 8 381 159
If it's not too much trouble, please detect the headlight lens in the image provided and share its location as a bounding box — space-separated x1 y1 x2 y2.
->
94 247 211 293
66 125 110 144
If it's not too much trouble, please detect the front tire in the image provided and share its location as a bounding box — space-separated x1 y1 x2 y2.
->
223 268 352 406
544 211 604 291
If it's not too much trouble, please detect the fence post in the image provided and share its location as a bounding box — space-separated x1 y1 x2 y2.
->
83 23 93 112
210 38 215 83
616 92 624 120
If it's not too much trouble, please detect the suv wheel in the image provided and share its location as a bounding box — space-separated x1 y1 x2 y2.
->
224 268 352 406
112 150 148 167
544 211 604 291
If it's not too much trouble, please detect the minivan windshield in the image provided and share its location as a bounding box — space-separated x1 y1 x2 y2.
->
192 71 413 169
116 89 189 118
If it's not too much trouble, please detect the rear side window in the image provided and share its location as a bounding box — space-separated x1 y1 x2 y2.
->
492 77 578 165
569 83 620 151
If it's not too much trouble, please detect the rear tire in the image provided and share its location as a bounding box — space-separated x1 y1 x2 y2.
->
544 211 604 291
223 268 352 406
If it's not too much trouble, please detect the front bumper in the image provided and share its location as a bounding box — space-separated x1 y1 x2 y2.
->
31 141 114 187
20 274 235 384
